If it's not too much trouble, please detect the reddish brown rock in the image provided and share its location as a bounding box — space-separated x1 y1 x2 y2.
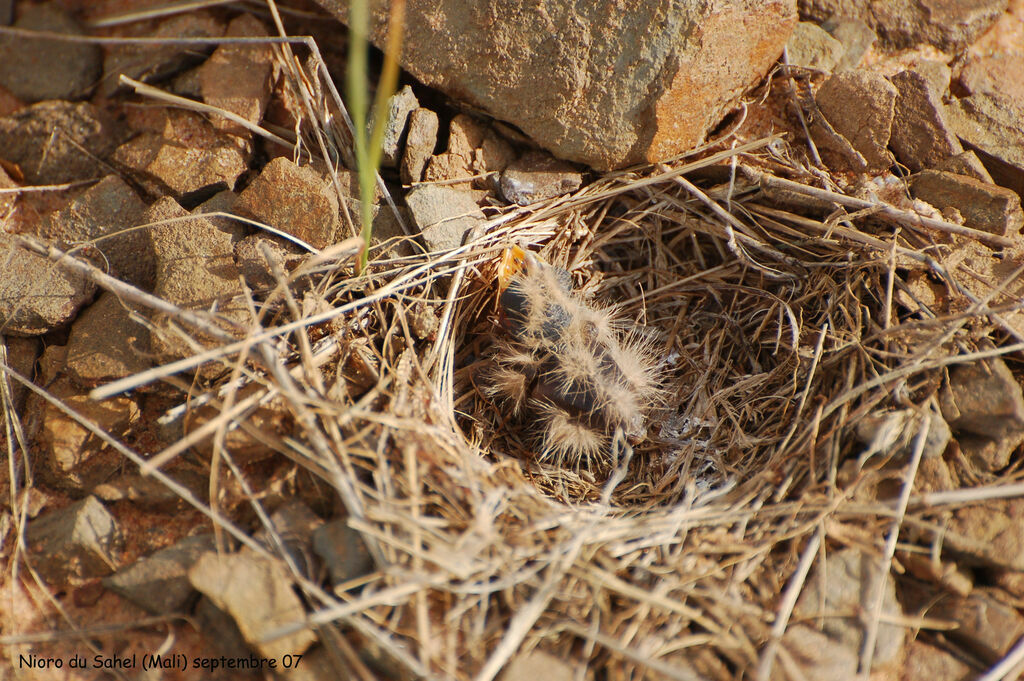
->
25 496 120 585
400 108 439 185
911 170 1024 237
928 590 1024 663
935 150 994 184
198 13 275 136
64 292 151 388
947 497 1024 571
814 70 897 171
316 0 797 170
234 157 340 250
900 640 972 681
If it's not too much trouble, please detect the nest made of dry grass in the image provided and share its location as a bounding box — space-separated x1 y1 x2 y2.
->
5 10 1024 681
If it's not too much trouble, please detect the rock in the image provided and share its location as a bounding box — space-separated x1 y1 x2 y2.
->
183 382 291 464
500 151 583 205
405 185 486 252
312 518 375 586
99 11 224 98
234 157 341 250
64 292 151 388
255 501 323 579
93 469 209 510
793 548 905 669
911 170 1023 237
380 85 419 168
317 0 797 170
40 175 151 288
934 150 994 184
928 590 1024 663
103 534 216 615
946 497 1024 571
500 650 575 681
0 232 95 336
31 377 139 491
0 3 102 102
852 404 950 462
2 335 39 411
25 496 120 585
188 549 318 659
900 640 972 681
198 13 275 136
947 53 1024 199
777 625 858 681
890 69 963 172
798 1 1006 51
786 21 844 72
423 152 474 189
814 70 897 171
0 101 116 184
820 15 875 72
233 234 304 292
145 197 247 367
194 594 251 658
400 107 439 184
939 358 1024 472
112 109 248 205
0 164 17 215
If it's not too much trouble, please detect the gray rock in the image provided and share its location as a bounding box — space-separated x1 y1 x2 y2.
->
0 232 95 336
99 11 224 98
188 548 318 659
0 3 102 102
25 496 120 585
255 501 323 579
40 175 151 288
316 0 797 170
939 358 1024 472
814 69 897 170
500 151 583 205
820 15 875 71
890 68 962 172
380 85 420 168
65 292 151 388
400 107 439 185
911 170 1023 236
786 21 844 72
0 101 117 184
312 518 375 586
793 547 905 669
405 185 486 252
234 157 341 250
103 534 216 614
193 595 250 658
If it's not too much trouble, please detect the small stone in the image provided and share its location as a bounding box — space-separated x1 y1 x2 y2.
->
64 292 151 388
890 68 963 172
31 377 139 491
501 650 575 681
93 469 209 510
939 358 1024 472
0 101 116 184
399 107 439 185
934 150 994 184
99 11 224 98
423 152 474 189
786 22 844 72
0 160 17 216
25 496 120 585
234 157 341 250
820 15 875 72
0 3 102 103
0 232 95 336
194 595 251 658
900 640 972 681
2 335 39 411
112 109 248 205
233 234 304 292
198 13 275 136
184 382 291 464
793 547 905 669
256 501 323 579
405 185 486 252
40 175 151 288
911 170 1023 237
103 534 216 615
145 197 247 367
380 85 419 168
778 625 858 681
312 518 375 586
947 497 1024 571
189 549 318 659
814 70 897 171
928 590 1024 663
500 151 583 206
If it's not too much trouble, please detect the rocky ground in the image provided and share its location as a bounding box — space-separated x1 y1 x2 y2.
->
2 1 1024 680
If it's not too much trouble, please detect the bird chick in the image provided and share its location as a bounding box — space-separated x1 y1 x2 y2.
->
487 247 661 468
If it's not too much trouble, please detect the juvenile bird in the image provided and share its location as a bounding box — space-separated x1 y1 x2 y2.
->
486 247 661 468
